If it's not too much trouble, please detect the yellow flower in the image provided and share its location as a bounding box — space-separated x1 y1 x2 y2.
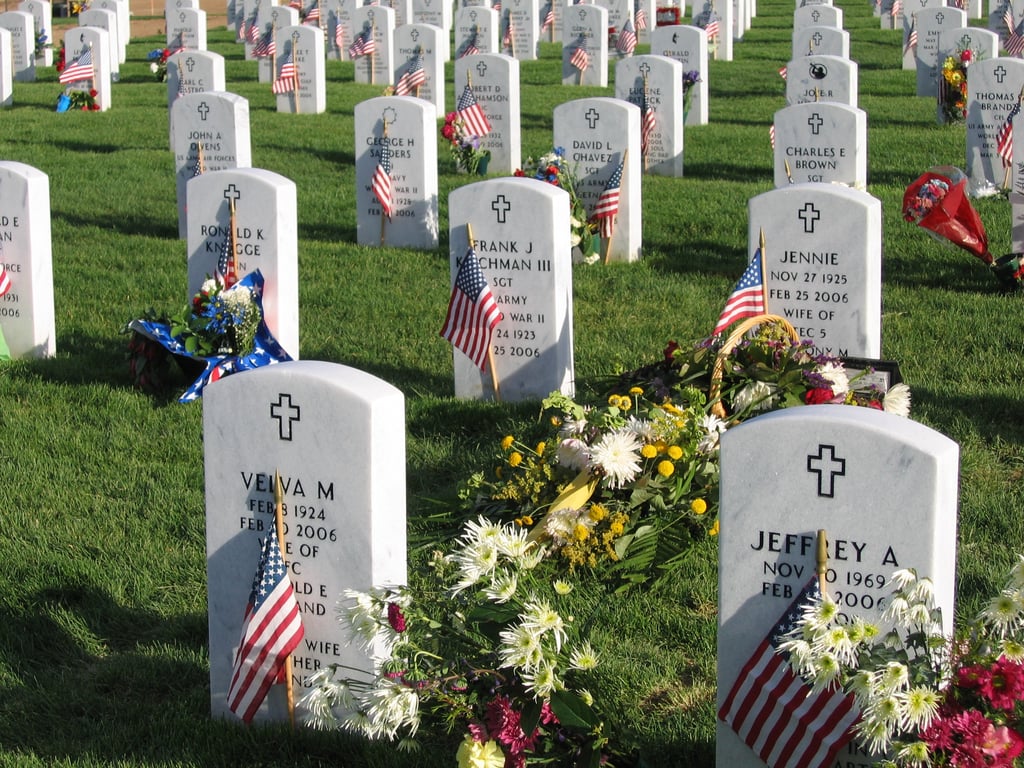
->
629 386 644 395
573 523 590 541
609 519 625 536
619 396 632 411
501 435 514 450
661 402 682 416
667 445 683 460
690 498 707 515
608 394 622 408
509 452 523 467
641 444 658 459
457 736 506 768
588 503 608 522
536 441 546 456
657 460 674 478
515 515 533 527
709 520 720 536
550 416 562 427
654 440 668 454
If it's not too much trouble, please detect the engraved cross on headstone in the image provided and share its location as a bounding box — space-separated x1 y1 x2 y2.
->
935 10 944 23
807 444 846 498
812 31 823 46
492 194 512 223
585 107 601 128
270 393 301 441
995 64 1008 83
197 100 210 120
798 202 820 233
811 8 821 21
476 60 488 78
639 61 651 76
186 55 196 72
808 112 824 135
224 183 242 204
410 27 420 41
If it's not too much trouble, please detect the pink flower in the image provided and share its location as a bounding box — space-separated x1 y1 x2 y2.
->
387 602 406 633
961 48 973 63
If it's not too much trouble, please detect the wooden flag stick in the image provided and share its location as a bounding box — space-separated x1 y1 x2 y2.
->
380 118 388 245
758 228 768 310
642 72 650 173
466 221 502 401
784 158 793 183
197 140 206 174
1003 85 1024 189
274 470 297 729
292 32 301 114
816 528 828 597
228 195 240 277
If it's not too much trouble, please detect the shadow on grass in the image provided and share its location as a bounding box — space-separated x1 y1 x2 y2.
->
57 208 180 240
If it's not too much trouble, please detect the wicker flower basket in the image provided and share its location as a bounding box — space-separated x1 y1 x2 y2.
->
709 314 800 418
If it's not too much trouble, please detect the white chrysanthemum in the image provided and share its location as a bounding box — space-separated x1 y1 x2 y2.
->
545 506 582 546
877 661 909 693
854 716 893 756
819 625 857 665
732 380 778 412
484 569 519 604
881 595 911 626
864 692 903 729
559 416 589 438
556 437 591 471
1010 554 1024 588
495 524 533 560
697 413 727 453
816 362 850 396
624 415 658 443
901 686 940 730
449 539 500 594
890 569 918 589
980 590 1024 636
778 637 814 675
342 708 375 738
522 597 568 651
578 688 594 706
518 543 547 570
569 641 600 671
810 652 842 692
847 669 876 702
553 579 574 595
365 679 420 739
341 589 384 649
1000 638 1024 660
805 596 840 629
460 515 505 545
522 658 561 698
396 738 420 753
907 576 935 606
498 623 544 670
895 741 931 767
588 430 642 489
907 601 933 627
883 382 912 417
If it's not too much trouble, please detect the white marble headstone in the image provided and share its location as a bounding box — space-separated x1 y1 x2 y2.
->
614 55 684 177
793 3 842 31
393 23 444 114
90 0 128 57
879 0 902 30
354 96 439 249
749 183 881 358
455 53 521 175
412 0 452 31
171 92 253 238
716 405 958 767
275 24 326 114
793 24 849 58
167 7 208 51
0 161 55 359
322 0 348 60
772 102 867 189
784 53 858 107
63 26 112 111
553 97 642 263
351 5 395 85
167 50 226 109
966 57 1024 196
0 11 35 82
19 0 53 67
186 168 299 359
257 5 299 82
903 0 946 69
449 178 574 401
562 4 608 87
455 6 500 56
914 7 967 97
503 0 540 60
693 0 732 60
204 360 406 724
650 25 709 127
79 9 119 80
0 29 11 107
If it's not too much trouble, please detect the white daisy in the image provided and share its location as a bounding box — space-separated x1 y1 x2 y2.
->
883 382 912 417
732 380 778 412
587 429 642 489
816 361 850 396
556 437 591 471
568 641 600 670
697 413 727 453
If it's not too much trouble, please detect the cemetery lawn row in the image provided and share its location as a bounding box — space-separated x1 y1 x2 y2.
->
2 0 1024 765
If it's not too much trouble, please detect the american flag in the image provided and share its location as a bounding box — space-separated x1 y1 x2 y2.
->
904 18 917 55
460 27 480 58
59 47 93 84
1006 9 1024 56
616 17 637 54
246 13 261 42
252 30 275 57
540 1 554 32
334 21 344 49
570 34 590 72
778 64 787 79
998 101 1020 168
226 528 305 724
717 578 859 768
303 2 321 24
890 0 902 18
769 123 775 149
704 14 720 40
190 143 205 177
372 137 394 218
349 25 375 57
0 242 11 297
502 16 513 50
216 236 238 289
591 160 623 238
272 52 298 93
289 0 302 9
640 84 656 159
439 247 502 371
456 83 492 138
635 3 647 30
712 251 765 335
393 50 426 95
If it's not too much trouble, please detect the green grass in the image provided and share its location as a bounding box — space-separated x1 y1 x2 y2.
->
2 0 1023 765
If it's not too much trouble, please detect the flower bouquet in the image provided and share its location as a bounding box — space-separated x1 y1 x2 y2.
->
56 87 99 112
147 47 174 82
938 49 971 124
459 323 910 589
779 556 1024 767
514 148 597 263
682 70 701 121
903 168 1024 291
123 270 292 402
302 517 608 766
442 111 491 175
